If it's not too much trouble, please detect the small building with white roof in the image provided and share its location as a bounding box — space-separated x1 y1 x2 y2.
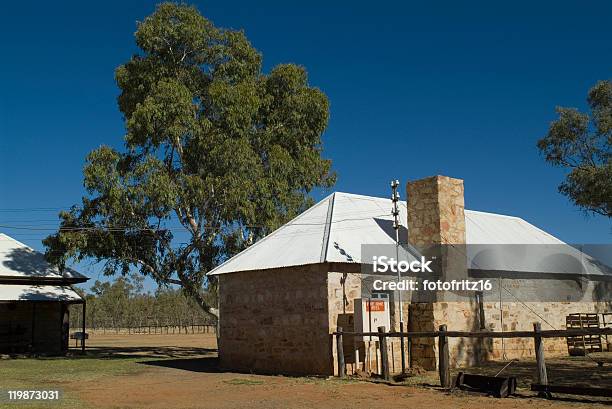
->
0 233 88 355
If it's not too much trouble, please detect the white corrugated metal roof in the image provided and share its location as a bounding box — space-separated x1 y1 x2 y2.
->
0 284 83 302
208 192 582 275
0 233 87 281
212 195 333 274
465 211 562 244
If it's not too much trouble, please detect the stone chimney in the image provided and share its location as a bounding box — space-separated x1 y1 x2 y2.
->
406 175 466 247
405 175 475 370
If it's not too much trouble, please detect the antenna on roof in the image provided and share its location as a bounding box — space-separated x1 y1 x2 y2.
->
390 179 407 374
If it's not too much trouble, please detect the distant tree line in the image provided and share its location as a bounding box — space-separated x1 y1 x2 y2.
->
69 276 216 330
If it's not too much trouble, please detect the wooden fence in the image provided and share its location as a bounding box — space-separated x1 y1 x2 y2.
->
334 324 612 397
76 324 216 335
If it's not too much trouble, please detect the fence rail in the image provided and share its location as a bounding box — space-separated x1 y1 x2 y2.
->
333 327 612 339
333 324 612 398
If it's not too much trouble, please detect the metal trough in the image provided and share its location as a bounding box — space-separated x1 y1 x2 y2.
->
454 372 517 398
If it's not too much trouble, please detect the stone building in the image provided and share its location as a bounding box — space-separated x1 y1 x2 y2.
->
208 175 611 375
0 233 88 355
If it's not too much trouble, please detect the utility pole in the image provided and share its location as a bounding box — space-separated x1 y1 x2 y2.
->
391 179 406 373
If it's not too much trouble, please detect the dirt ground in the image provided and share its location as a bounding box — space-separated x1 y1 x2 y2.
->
4 333 611 409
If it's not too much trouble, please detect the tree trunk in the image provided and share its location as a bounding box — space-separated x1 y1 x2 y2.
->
182 282 220 350
189 290 218 320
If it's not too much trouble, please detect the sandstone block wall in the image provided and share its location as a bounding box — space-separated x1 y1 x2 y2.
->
482 300 611 360
409 300 611 370
219 265 610 375
328 271 363 376
218 266 332 375
218 258 610 375
409 301 492 369
328 271 416 375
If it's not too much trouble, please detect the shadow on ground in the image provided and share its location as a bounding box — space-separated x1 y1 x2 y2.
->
65 345 217 360
139 357 330 379
141 356 221 372
454 355 612 390
451 354 612 405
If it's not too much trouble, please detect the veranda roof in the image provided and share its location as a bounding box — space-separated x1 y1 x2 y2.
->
0 283 83 302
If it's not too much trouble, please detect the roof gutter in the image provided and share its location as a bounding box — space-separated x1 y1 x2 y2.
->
0 276 89 285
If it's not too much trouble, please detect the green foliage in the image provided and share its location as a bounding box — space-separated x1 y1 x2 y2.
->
537 80 611 217
44 3 335 315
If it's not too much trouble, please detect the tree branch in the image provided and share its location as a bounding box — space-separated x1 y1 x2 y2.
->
125 257 182 285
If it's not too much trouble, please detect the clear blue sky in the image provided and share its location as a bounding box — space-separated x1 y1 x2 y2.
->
1 1 610 289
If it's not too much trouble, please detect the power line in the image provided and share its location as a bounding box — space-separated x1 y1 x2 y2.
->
0 207 68 212
0 213 391 233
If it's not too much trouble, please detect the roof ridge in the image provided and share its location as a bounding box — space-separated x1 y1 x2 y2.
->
319 192 335 262
207 192 335 275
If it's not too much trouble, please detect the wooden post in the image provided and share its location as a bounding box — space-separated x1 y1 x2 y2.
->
364 341 370 374
353 334 360 374
407 307 412 368
378 326 390 381
336 327 346 378
79 302 86 353
31 303 36 352
533 322 549 397
399 320 406 373
438 324 450 388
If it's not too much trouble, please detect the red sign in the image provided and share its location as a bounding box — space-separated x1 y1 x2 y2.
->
366 300 385 312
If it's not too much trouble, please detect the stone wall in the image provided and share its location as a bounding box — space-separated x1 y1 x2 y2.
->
217 265 332 375
408 300 611 370
219 264 611 375
325 267 603 374
482 300 611 360
328 271 363 375
328 271 414 375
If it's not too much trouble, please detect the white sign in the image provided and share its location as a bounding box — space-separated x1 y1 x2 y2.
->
354 298 391 341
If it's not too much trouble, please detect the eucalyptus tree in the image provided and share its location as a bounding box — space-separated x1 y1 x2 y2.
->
45 3 334 319
538 80 611 217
